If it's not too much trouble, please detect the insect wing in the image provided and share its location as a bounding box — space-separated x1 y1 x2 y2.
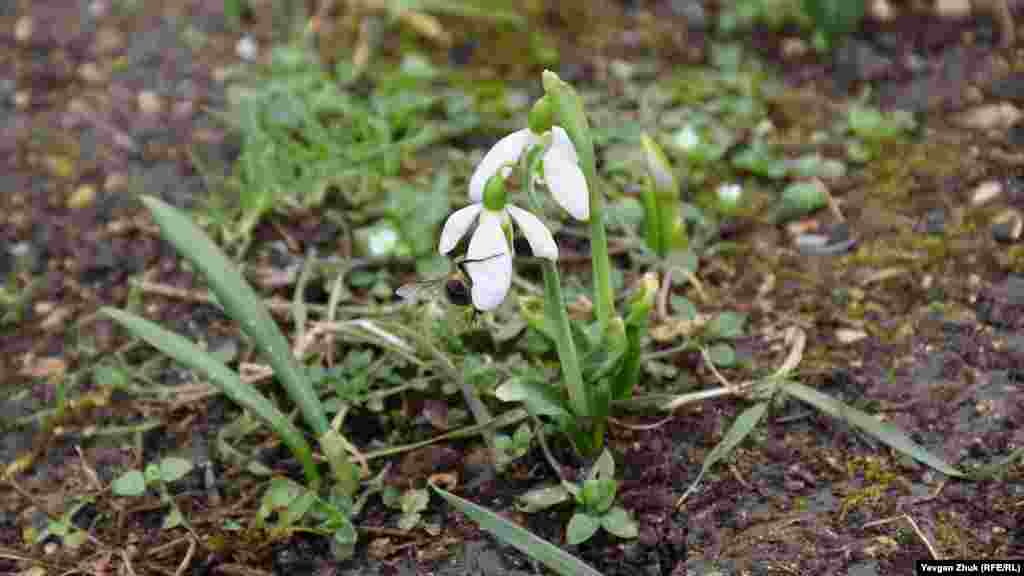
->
396 278 446 304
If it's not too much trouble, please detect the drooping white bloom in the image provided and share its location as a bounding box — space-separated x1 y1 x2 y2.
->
468 127 590 221
438 203 557 311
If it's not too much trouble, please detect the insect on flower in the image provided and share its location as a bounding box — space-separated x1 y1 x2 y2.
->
395 253 505 308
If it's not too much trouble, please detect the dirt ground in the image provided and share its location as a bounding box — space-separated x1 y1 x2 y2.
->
1 1 1023 575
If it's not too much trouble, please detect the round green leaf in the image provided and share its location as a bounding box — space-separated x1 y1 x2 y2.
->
160 457 194 483
566 513 601 546
600 507 638 539
112 470 147 497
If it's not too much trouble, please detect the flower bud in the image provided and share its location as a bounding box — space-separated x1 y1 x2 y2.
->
641 134 678 201
482 172 507 211
528 95 554 135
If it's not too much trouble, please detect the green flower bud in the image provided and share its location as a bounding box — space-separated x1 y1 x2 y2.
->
528 95 554 135
482 172 507 211
625 272 658 327
641 134 678 201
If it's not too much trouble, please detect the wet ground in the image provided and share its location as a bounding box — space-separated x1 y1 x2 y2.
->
1 0 1023 574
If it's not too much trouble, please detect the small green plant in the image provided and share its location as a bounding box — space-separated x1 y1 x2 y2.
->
255 477 357 555
844 97 917 162
517 449 637 546
381 485 431 531
493 422 534 468
27 498 93 550
112 457 194 531
217 45 479 254
802 0 866 52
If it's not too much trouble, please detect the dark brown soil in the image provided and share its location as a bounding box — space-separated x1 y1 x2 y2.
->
1 1 1022 575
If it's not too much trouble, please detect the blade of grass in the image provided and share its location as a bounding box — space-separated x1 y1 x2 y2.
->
781 381 964 478
139 195 330 436
101 308 320 486
678 401 768 505
430 484 605 576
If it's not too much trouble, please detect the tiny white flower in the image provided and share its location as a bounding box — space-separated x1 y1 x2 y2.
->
438 200 557 311
469 127 590 221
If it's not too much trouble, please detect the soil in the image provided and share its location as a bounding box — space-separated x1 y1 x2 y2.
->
1 1 1023 575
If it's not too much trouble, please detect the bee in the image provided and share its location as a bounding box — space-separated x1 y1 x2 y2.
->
395 254 502 308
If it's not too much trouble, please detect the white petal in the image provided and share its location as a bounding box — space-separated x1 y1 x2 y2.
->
466 209 510 262
465 210 512 310
505 204 557 261
438 203 482 255
465 252 512 311
550 126 579 165
542 146 590 221
468 129 531 202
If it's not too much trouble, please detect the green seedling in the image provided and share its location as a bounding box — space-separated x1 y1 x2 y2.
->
381 486 431 531
112 457 194 531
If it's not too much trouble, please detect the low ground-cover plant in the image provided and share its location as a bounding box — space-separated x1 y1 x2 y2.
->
112 456 195 531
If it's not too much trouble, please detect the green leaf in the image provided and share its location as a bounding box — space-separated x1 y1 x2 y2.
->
580 478 617 514
495 377 570 418
670 295 698 320
780 381 964 477
517 484 571 513
397 512 421 531
112 470 147 497
159 457 194 483
600 507 638 539
401 489 430 515
139 196 329 437
706 311 746 340
566 512 601 546
162 507 185 530
591 449 616 480
680 401 768 502
431 484 604 576
103 307 321 487
707 343 737 367
802 0 865 47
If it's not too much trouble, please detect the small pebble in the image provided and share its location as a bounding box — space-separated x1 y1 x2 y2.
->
88 0 108 18
15 17 33 44
104 172 128 192
138 90 163 115
68 184 97 210
870 0 895 22
14 91 30 110
971 180 1003 206
781 37 808 59
236 35 258 61
935 0 972 19
954 103 1023 132
836 328 868 344
78 62 105 84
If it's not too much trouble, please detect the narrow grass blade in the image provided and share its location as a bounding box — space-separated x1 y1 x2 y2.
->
679 401 768 504
139 195 329 436
430 484 604 576
101 307 320 486
781 381 964 478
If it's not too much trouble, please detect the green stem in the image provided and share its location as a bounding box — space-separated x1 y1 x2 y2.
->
542 71 615 333
542 261 588 417
588 177 614 334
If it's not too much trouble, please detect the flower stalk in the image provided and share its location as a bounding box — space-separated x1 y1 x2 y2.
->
542 70 615 334
522 145 587 418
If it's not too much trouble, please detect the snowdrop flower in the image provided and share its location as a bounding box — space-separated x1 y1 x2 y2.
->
439 174 558 311
469 126 590 221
